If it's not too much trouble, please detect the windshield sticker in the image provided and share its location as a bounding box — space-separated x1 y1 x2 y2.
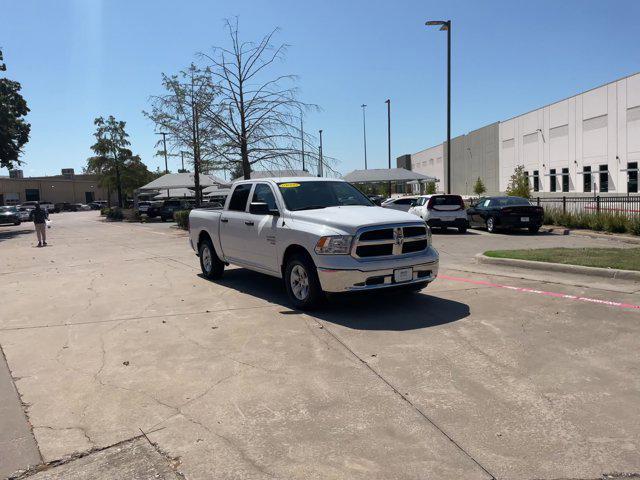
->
279 183 300 188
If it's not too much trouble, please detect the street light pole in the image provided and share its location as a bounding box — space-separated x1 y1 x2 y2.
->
301 115 306 172
318 129 323 177
361 104 368 169
426 19 452 194
385 99 391 195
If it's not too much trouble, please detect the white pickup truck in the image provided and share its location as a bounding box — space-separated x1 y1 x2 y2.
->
188 178 439 309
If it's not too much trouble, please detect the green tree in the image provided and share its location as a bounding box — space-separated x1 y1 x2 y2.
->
86 151 156 203
0 48 31 170
425 181 436 194
505 165 531 199
473 177 486 195
86 116 152 207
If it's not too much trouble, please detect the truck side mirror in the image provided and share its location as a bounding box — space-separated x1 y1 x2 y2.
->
250 202 279 216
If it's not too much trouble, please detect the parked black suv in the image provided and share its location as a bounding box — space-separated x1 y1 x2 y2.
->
160 200 194 222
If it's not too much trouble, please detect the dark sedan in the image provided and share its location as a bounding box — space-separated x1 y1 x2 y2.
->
467 196 543 233
160 199 194 221
0 206 22 225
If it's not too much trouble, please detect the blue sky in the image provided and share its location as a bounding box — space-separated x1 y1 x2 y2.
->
2 0 639 178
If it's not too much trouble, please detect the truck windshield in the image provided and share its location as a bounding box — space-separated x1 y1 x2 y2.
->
278 181 373 211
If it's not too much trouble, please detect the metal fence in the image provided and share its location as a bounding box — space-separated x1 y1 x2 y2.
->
534 195 640 216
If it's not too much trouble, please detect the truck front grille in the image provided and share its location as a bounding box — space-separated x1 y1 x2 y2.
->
352 224 429 259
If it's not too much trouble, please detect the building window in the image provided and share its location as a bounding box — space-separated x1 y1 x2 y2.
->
583 166 591 192
550 169 556 192
533 170 539 192
599 164 608 193
524 170 529 189
629 162 638 193
25 189 40 202
561 168 569 192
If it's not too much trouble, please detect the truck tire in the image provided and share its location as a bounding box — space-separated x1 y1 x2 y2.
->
284 253 324 310
199 238 224 279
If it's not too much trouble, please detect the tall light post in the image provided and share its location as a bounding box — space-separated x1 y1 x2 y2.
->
385 99 391 195
426 19 451 194
300 114 306 172
361 104 368 169
318 129 323 177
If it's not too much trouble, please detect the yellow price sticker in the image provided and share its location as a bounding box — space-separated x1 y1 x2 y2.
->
279 183 300 188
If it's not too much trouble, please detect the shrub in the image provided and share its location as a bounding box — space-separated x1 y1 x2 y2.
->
106 208 124 221
604 213 627 234
174 210 190 230
586 212 605 231
100 207 111 216
121 208 140 222
473 177 486 196
627 216 640 236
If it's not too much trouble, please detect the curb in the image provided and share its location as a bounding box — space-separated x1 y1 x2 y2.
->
542 226 640 245
475 253 640 281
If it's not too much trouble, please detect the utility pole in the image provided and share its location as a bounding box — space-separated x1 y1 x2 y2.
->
385 99 391 196
361 104 368 169
318 129 323 177
156 131 170 198
426 19 452 194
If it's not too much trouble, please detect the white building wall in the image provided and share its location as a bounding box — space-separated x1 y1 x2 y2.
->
410 144 444 192
499 72 640 194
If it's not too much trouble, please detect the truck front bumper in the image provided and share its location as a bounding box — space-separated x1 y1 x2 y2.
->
315 248 439 293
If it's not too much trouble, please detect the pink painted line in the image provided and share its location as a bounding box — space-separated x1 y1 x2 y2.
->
439 274 640 311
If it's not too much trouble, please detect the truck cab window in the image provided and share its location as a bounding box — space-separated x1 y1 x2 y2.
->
228 184 252 211
252 184 277 210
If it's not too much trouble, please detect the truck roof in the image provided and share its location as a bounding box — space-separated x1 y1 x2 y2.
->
233 177 345 185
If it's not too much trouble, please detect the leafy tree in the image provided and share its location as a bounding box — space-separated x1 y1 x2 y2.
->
0 48 31 170
425 181 436 194
199 19 322 179
144 64 219 206
473 177 486 195
86 116 152 207
505 165 531 199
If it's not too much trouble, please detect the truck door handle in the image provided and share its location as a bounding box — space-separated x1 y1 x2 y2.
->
244 220 254 226
221 218 229 223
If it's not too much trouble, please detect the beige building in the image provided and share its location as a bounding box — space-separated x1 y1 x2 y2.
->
0 169 115 206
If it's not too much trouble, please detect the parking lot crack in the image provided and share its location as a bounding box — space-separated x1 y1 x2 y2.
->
311 318 497 480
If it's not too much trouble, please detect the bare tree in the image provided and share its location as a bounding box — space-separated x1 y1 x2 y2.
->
144 64 219 206
199 19 323 179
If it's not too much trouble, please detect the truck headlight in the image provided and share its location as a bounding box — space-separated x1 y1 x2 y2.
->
315 235 353 255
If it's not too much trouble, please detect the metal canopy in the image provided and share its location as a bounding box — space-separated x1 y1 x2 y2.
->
139 173 229 191
343 168 436 183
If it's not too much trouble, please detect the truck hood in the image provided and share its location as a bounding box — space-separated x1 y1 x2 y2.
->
289 206 423 234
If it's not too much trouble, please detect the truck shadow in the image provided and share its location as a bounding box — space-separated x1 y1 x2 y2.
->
211 268 469 331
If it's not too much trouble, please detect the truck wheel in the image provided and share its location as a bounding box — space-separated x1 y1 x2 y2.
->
528 226 540 234
199 238 224 279
458 226 467 233
284 254 324 310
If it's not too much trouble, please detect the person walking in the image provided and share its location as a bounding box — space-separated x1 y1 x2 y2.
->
32 203 48 247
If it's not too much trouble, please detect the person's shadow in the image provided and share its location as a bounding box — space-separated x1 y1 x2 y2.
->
206 268 469 331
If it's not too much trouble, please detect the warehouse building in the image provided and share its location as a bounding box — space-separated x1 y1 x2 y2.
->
0 168 115 205
400 72 640 196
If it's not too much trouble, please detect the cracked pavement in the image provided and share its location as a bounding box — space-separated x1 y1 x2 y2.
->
0 211 639 479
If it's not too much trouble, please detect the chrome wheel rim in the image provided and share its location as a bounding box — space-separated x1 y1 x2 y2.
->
290 264 309 300
487 218 494 231
202 245 212 273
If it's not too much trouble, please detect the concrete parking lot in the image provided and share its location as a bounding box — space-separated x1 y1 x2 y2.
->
1 212 639 479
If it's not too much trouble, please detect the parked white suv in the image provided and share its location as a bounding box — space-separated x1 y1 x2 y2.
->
188 178 439 309
381 196 419 212
408 194 469 233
